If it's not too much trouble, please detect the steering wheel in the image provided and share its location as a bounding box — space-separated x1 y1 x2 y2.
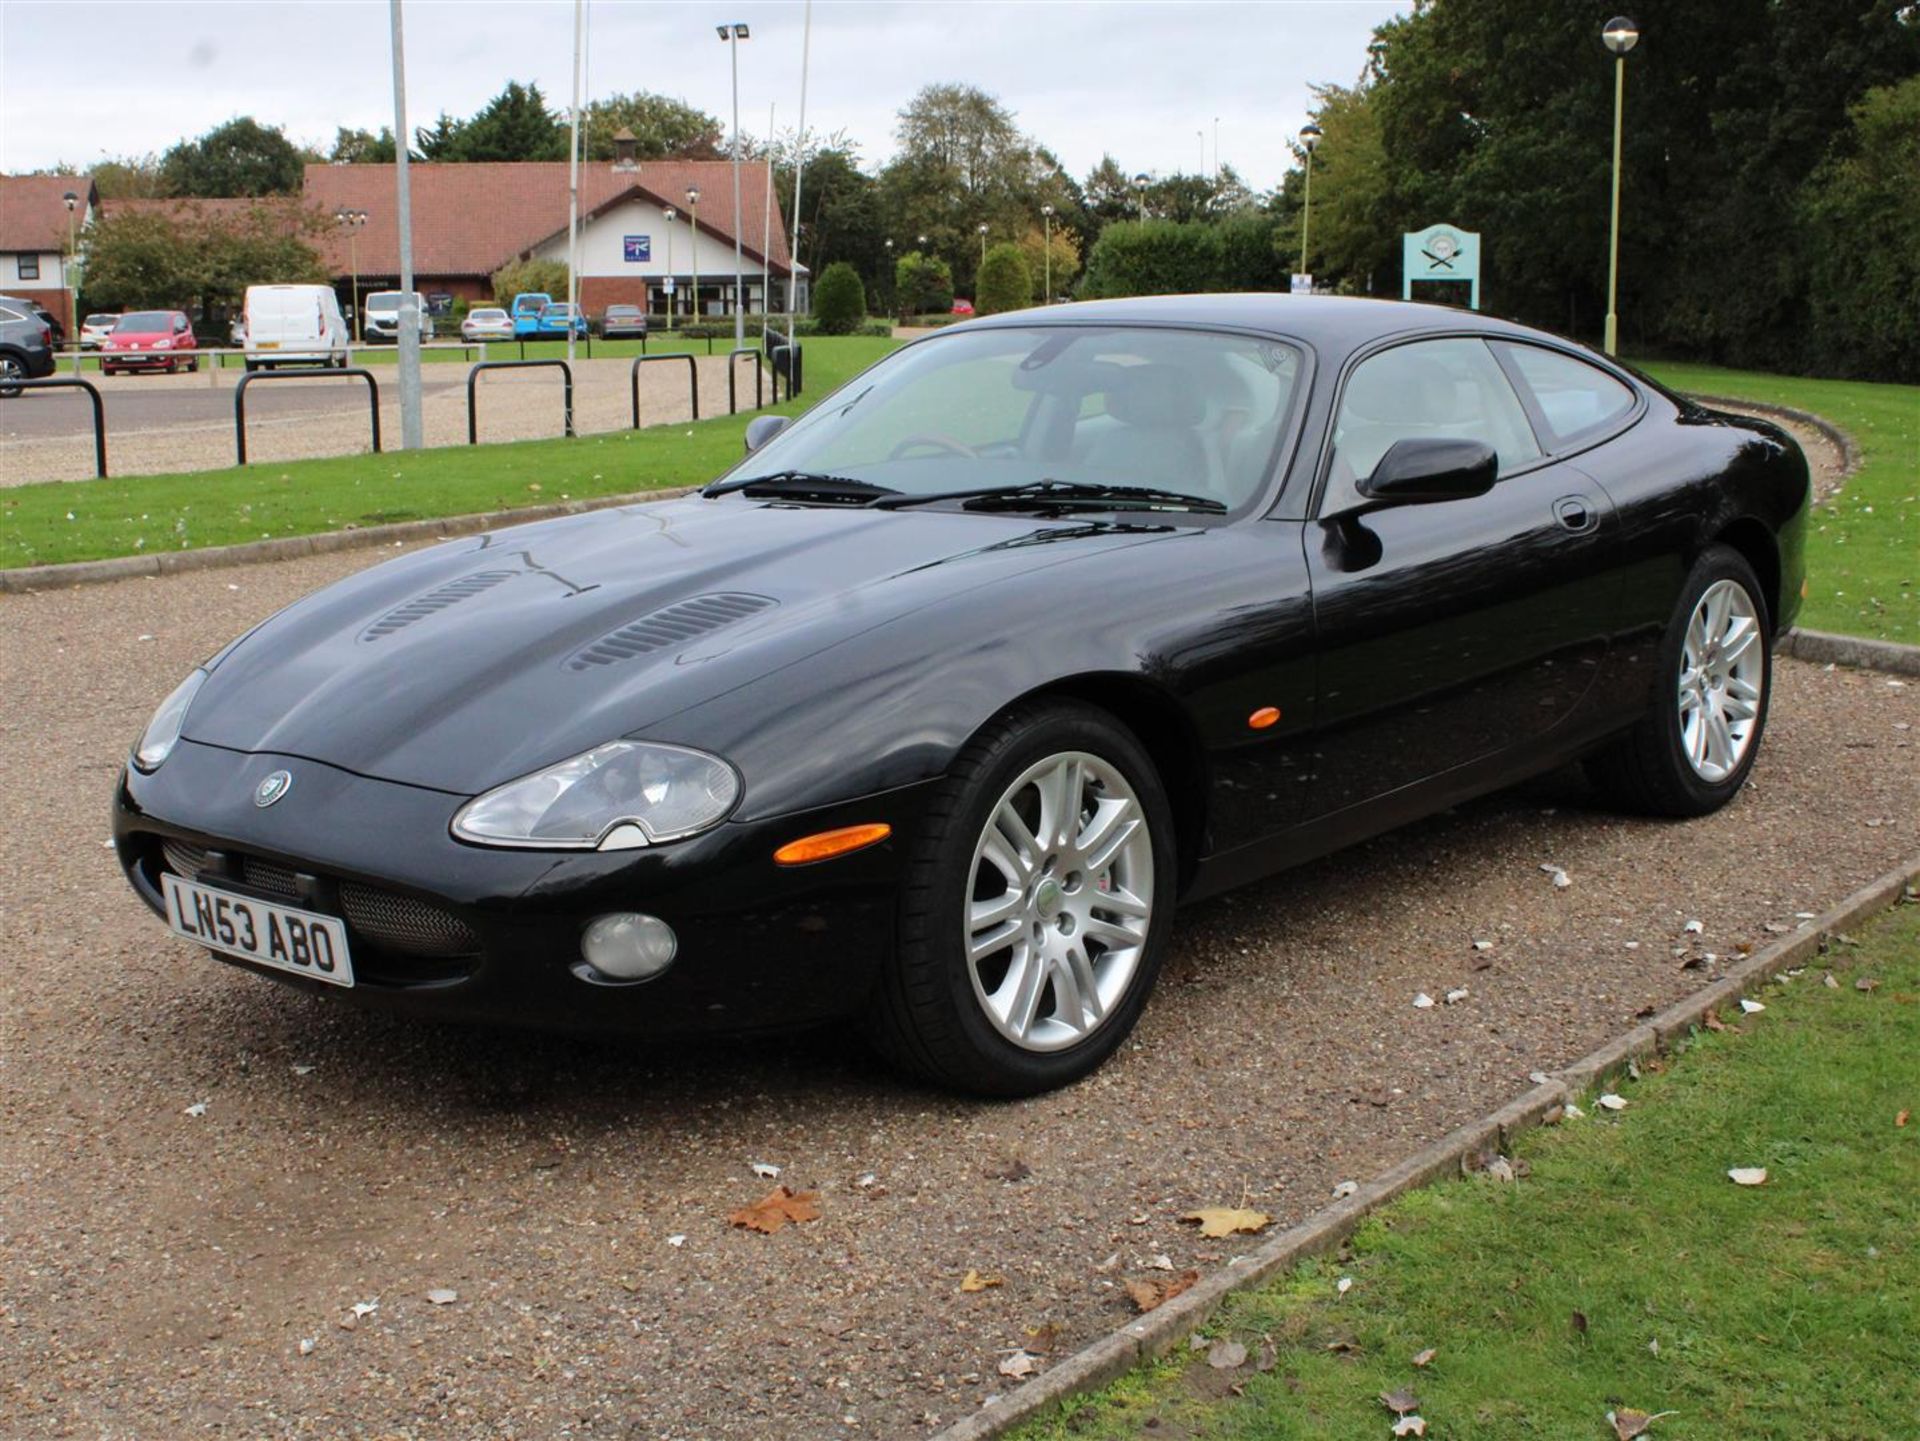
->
889 433 980 460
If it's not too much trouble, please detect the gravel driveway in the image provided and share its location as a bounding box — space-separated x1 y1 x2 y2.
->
2 544 1913 1439
0 354 743 486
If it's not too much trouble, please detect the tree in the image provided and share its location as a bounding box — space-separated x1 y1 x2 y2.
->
412 112 466 161
1017 224 1080 302
882 83 1042 293
160 117 306 197
1079 221 1224 299
812 261 866 334
1800 76 1920 380
44 154 165 198
329 127 397 164
74 209 204 311
490 257 569 304
894 250 954 315
78 200 325 318
974 243 1031 316
1287 83 1394 288
587 92 724 160
446 81 565 162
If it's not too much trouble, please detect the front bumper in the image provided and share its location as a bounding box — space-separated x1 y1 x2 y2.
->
114 740 930 1037
102 349 180 367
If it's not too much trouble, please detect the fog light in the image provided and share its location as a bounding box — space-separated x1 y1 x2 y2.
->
579 912 677 982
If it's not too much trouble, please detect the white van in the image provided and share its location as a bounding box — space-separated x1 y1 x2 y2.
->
363 290 433 344
243 284 349 371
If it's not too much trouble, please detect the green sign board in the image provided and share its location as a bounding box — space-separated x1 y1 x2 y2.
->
1402 224 1481 310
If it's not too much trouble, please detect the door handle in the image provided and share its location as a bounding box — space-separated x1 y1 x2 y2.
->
1553 495 1597 534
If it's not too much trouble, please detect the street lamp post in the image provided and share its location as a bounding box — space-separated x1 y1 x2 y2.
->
61 190 78 371
661 206 677 329
1601 15 1640 355
687 186 701 327
335 207 367 342
716 22 750 346
1132 173 1149 222
1298 123 1322 287
1040 204 1054 303
977 222 989 268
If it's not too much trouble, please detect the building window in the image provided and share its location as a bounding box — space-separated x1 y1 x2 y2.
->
18 254 40 281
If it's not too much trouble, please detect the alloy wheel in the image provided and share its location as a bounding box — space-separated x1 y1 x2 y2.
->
963 750 1155 1052
1678 578 1764 782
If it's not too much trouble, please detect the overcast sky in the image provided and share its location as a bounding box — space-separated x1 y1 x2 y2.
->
2 1 1405 192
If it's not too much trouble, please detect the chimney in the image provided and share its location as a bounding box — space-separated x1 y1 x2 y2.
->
611 127 638 172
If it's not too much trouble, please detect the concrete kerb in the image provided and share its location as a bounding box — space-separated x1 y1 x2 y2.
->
1777 628 1920 678
0 486 698 595
1687 393 1864 481
928 850 1920 1441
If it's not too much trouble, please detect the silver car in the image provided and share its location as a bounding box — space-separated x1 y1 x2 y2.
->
460 306 514 343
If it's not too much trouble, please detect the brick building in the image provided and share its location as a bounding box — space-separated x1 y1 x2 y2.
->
0 174 97 332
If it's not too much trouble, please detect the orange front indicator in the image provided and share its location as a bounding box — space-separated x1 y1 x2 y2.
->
1248 705 1282 730
773 823 893 867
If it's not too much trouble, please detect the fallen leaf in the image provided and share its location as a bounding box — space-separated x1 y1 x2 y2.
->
666 1234 686 1248
1856 977 1880 993
1445 987 1470 1004
997 1349 1039 1380
1411 1347 1437 1368
1484 1156 1517 1183
1392 1418 1428 1438
1597 1093 1628 1111
1124 1269 1199 1313
1332 1180 1359 1198
1703 1010 1727 1032
1472 939 1494 951
1727 1167 1768 1187
984 1157 1033 1183
1146 1253 1174 1271
351 1299 378 1319
1740 998 1766 1014
1570 1310 1589 1335
1824 972 1840 989
1180 1207 1271 1239
1336 1276 1354 1295
959 1269 1003 1293
1562 1102 1586 1119
183 1100 209 1118
1025 1321 1065 1353
1256 1340 1277 1371
727 1185 821 1234
1413 992 1436 1009
1898 1110 1910 1128
1207 1340 1248 1370
297 1337 315 1355
1379 1387 1420 1415
1683 919 1704 934
425 1288 457 1305
1608 1407 1677 1439
749 1161 782 1180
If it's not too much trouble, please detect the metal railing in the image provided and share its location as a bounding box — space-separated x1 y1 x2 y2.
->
467 359 574 444
1 376 108 477
235 368 380 466
726 348 766 415
763 327 803 397
630 353 699 429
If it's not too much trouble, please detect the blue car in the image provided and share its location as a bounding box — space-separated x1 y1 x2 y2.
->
509 292 552 338
535 302 590 339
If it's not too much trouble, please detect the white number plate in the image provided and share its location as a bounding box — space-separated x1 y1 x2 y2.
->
161 873 354 987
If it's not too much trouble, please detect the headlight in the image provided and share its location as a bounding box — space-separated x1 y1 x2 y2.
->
451 741 740 850
133 669 207 772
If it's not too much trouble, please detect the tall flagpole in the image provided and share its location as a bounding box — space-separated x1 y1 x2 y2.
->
762 102 775 318
389 0 422 449
566 0 584 369
787 0 811 327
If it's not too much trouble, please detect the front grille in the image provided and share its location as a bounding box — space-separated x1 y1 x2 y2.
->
160 840 479 958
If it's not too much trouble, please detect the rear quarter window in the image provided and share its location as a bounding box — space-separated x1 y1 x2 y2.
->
1497 343 1637 449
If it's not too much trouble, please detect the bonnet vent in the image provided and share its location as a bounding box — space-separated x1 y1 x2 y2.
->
361 569 519 641
569 592 774 671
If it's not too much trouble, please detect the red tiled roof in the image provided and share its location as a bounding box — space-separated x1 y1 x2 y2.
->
0 174 96 251
99 195 321 227
301 160 793 280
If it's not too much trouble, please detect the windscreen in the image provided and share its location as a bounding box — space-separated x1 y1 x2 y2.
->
740 325 1302 511
117 312 172 332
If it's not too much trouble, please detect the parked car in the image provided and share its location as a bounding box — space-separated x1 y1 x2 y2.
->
101 310 198 375
0 296 56 394
243 284 348 370
510 292 552 338
600 304 648 340
461 307 514 343
363 289 433 344
111 295 1808 1096
951 299 975 316
80 313 120 349
533 302 589 339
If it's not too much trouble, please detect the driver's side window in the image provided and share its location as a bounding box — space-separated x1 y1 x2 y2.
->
809 349 1033 468
1324 338 1541 514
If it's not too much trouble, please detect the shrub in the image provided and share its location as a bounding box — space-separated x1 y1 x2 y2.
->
491 257 569 304
895 250 954 315
812 261 867 335
975 243 1032 316
1079 220 1224 299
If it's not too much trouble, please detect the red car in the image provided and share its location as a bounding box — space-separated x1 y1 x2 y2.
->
101 310 198 375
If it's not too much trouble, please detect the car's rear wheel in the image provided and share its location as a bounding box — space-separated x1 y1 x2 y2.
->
1587 545 1771 816
0 352 24 397
866 701 1175 1096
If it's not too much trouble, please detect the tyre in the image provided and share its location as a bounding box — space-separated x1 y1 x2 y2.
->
0 352 23 398
187 357 199 373
865 700 1176 1096
1587 545 1771 817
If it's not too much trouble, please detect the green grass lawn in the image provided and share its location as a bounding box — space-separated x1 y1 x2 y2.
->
1 335 901 569
1012 896 1920 1441
1641 362 1919 646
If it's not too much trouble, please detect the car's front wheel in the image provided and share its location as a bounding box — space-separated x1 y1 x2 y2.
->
866 701 1175 1096
1588 544 1772 816
0 352 24 397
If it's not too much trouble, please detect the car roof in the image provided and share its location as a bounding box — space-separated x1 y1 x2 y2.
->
962 293 1545 355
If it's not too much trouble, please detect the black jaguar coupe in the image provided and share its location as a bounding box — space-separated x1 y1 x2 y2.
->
115 296 1809 1095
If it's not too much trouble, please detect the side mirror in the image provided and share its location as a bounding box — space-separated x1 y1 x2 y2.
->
743 414 790 454
1357 438 1497 506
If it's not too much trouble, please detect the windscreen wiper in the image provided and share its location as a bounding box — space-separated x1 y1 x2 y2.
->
703 470 902 503
873 479 1226 514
